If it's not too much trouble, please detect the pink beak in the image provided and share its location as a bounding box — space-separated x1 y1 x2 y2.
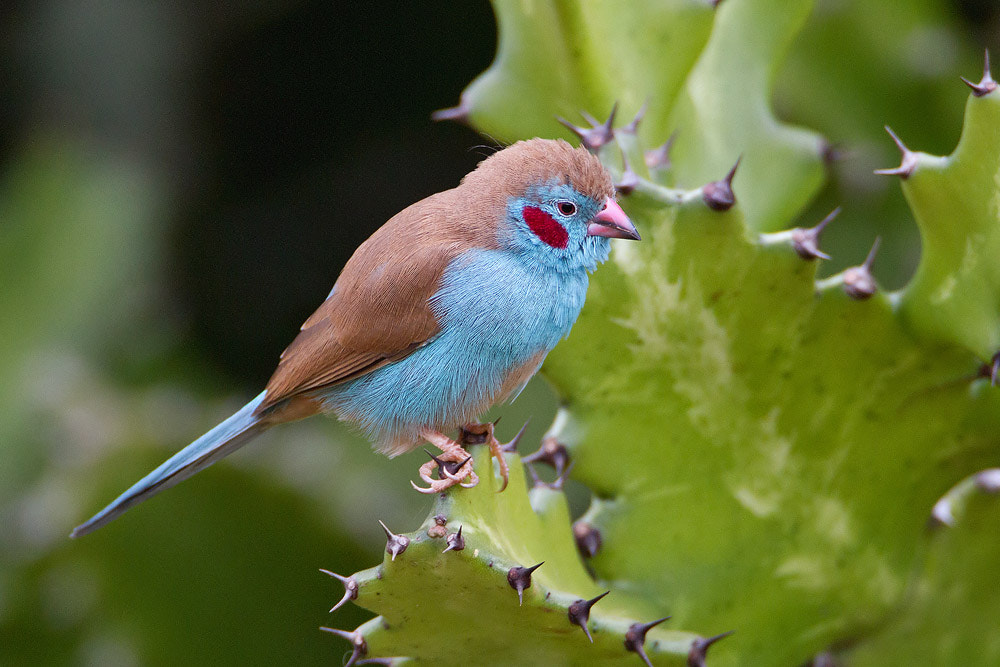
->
587 198 640 240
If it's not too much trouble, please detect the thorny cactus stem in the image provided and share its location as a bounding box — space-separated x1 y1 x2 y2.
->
326 4 1000 666
323 455 700 665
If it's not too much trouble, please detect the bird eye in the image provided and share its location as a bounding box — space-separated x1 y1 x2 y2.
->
557 200 577 216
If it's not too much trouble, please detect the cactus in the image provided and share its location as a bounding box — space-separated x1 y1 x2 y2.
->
324 1 1000 665
321 456 700 666
849 469 1000 665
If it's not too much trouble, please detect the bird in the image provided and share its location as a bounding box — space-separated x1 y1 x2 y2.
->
71 138 639 538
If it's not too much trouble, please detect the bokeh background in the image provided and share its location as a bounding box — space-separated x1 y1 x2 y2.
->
0 1 997 665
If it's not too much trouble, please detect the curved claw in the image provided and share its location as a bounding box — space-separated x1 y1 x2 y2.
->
410 480 436 494
460 470 480 489
413 430 479 495
490 443 510 493
420 448 470 483
417 460 438 485
411 479 447 495
440 456 473 483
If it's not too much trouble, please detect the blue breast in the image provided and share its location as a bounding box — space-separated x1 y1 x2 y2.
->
318 248 590 453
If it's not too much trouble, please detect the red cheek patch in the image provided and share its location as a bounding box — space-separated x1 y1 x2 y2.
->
523 206 569 249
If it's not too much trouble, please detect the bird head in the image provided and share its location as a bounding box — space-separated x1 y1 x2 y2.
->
463 139 639 273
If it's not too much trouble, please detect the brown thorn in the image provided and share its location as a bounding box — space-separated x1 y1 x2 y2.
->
862 236 881 270
622 100 648 134
632 645 653 667
813 207 839 235
961 49 997 97
507 562 544 606
702 155 741 211
688 630 735 667
556 102 617 151
975 353 1000 385
522 436 570 475
528 460 575 491
500 420 530 453
645 131 678 170
568 591 610 642
884 126 908 155
378 520 410 562
452 455 473 475
557 116 589 138
975 468 1000 492
625 617 671 667
320 627 368 667
422 448 470 479
579 110 601 126
422 448 448 476
812 653 838 667
615 147 640 196
320 569 360 613
604 102 619 132
549 460 574 491
443 525 465 553
791 207 839 261
526 462 543 487
930 494 955 527
573 521 603 559
842 237 880 300
820 139 844 166
874 126 918 179
430 102 470 124
723 156 741 184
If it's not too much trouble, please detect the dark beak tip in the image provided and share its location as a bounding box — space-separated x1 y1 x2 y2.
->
614 221 642 241
587 198 640 241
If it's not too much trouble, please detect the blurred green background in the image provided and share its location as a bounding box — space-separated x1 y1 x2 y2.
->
0 1 996 665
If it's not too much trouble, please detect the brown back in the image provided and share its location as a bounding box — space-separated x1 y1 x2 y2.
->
259 139 612 409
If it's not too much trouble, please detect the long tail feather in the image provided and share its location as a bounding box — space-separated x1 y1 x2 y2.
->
71 391 270 538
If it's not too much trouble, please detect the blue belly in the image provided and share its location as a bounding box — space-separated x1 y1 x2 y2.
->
317 249 589 453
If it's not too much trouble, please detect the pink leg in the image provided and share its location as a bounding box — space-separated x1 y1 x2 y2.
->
410 430 479 495
460 422 513 493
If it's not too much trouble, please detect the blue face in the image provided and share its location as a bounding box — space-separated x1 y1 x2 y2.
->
502 181 611 274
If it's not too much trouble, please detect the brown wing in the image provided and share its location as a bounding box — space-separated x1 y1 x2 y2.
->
259 188 496 410
260 138 612 411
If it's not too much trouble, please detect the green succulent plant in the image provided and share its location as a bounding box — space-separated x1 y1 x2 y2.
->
321 1 1000 665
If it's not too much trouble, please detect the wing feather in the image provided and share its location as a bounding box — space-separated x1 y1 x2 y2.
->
259 189 495 409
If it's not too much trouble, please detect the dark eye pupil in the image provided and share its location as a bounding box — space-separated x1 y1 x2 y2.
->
558 201 576 216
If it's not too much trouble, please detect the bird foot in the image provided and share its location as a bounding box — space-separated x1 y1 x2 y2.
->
459 422 515 492
410 431 478 494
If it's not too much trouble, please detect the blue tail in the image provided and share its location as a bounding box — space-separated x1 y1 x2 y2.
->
71 391 269 538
